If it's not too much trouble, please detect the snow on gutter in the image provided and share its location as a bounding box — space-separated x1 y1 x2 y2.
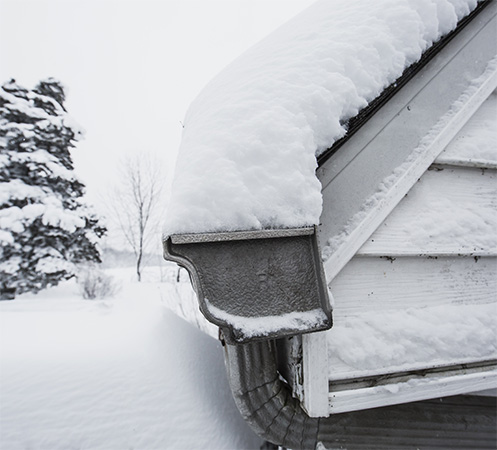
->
164 0 479 237
205 299 329 340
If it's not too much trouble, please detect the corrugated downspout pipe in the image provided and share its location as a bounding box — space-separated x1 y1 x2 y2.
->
223 339 321 449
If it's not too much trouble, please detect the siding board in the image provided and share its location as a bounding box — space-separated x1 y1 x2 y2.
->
358 166 497 257
330 255 496 314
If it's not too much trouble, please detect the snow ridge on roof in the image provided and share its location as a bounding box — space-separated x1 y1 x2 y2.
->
164 0 477 237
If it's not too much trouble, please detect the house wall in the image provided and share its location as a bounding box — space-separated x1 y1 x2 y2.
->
326 91 497 380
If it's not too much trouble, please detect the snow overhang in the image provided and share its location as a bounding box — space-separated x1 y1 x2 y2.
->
163 227 332 344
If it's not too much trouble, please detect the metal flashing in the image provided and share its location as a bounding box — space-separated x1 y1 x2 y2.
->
170 227 314 244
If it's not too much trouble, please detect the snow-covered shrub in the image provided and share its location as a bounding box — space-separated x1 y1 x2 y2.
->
0 79 106 299
77 265 118 300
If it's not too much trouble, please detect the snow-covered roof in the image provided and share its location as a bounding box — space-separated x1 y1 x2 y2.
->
162 1 496 431
164 0 478 237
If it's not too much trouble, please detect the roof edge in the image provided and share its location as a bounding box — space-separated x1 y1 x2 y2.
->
317 0 492 167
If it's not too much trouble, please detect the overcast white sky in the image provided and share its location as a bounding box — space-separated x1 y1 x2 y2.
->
0 0 315 209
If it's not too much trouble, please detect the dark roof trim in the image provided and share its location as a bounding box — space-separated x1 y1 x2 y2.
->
317 0 492 167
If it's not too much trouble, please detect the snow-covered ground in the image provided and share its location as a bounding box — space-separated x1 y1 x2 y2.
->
0 266 262 450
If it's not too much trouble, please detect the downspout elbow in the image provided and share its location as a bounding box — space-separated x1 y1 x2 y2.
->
223 339 321 449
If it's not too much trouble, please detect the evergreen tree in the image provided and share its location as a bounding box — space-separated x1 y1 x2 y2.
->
0 78 106 299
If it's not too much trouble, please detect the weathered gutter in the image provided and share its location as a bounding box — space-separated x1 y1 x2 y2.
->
223 339 321 449
163 227 331 344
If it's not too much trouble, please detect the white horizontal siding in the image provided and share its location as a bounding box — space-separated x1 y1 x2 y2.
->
358 166 497 256
435 90 497 168
330 255 496 315
326 141 497 403
327 163 497 380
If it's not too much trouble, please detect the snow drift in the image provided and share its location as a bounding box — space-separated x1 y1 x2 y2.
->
0 272 262 450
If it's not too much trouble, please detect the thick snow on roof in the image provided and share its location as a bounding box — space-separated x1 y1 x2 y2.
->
164 0 478 236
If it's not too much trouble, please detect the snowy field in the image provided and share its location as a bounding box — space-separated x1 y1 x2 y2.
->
0 265 262 450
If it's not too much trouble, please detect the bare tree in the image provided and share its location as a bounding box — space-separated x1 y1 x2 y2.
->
108 154 165 281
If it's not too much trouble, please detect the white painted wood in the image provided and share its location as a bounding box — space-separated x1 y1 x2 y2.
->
326 256 497 382
327 355 496 384
322 65 497 282
318 7 497 283
434 158 497 169
329 256 497 315
436 90 497 168
328 367 497 414
301 331 330 417
358 166 497 256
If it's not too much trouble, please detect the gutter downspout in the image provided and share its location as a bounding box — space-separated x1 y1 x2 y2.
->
223 339 321 449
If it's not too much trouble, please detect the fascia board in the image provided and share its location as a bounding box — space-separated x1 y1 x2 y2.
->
328 362 497 414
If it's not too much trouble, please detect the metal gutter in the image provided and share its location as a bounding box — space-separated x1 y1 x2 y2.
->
163 227 331 344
